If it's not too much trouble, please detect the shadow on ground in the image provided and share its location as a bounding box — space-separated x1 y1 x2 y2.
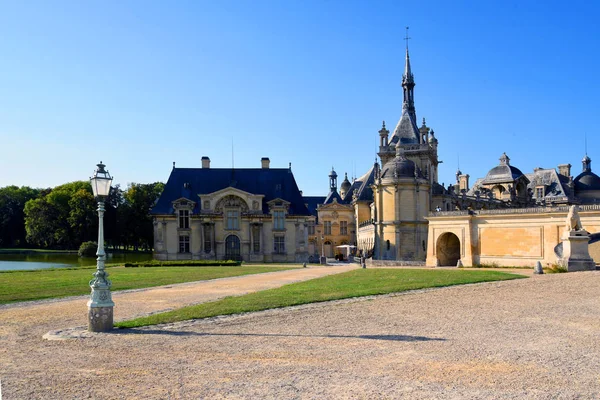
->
111 329 445 342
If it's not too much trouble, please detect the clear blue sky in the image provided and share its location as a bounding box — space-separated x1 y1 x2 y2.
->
1 1 599 195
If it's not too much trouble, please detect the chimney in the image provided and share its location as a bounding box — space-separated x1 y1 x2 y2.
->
201 156 210 169
558 163 571 177
459 174 470 191
261 157 270 169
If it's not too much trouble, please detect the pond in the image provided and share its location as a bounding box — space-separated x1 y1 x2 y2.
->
0 252 153 271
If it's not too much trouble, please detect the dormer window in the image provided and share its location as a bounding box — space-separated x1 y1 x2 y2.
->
536 186 545 198
179 209 190 229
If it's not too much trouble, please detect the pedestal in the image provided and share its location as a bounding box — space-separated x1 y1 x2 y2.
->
88 306 113 332
561 230 596 272
320 256 327 265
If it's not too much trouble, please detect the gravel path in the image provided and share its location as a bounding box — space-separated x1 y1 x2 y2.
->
1 268 599 399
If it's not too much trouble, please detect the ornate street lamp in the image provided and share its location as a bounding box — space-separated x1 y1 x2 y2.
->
88 161 114 332
320 235 325 265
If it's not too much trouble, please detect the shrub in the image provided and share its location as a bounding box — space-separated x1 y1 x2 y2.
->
78 241 98 258
545 263 568 273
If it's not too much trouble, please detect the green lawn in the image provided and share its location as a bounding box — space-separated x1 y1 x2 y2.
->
0 266 296 304
116 268 525 328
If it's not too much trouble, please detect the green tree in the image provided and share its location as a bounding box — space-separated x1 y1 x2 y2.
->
68 188 98 243
24 181 96 249
0 186 40 247
121 182 164 250
24 197 59 248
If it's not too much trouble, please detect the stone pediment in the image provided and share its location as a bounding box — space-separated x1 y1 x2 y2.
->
318 201 353 211
267 198 291 211
172 197 196 208
199 187 264 214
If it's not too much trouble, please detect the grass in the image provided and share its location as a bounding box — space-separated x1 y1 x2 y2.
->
115 268 525 329
0 266 296 304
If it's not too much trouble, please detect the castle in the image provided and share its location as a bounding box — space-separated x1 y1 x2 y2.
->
151 42 600 266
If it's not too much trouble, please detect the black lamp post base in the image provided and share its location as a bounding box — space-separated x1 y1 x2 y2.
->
88 306 113 332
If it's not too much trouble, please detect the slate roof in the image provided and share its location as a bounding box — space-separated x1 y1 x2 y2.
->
303 196 326 217
469 167 573 200
525 168 572 199
324 190 345 204
342 165 376 203
481 153 527 185
152 167 310 216
390 109 420 146
574 171 600 191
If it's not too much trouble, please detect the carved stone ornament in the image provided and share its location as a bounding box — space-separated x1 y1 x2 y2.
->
566 205 583 231
332 211 339 220
253 200 259 210
215 195 249 213
204 200 210 209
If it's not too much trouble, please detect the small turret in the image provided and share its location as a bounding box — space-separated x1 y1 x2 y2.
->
378 121 389 149
329 167 338 192
340 173 351 198
583 155 592 172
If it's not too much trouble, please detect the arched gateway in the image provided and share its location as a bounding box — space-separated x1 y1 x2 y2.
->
225 235 241 261
436 232 461 266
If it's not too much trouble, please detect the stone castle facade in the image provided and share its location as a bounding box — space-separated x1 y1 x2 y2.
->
152 42 600 267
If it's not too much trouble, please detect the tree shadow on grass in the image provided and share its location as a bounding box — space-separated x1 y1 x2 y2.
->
111 329 445 342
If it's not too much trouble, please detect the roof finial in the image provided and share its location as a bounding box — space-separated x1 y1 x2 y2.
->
585 132 588 156
404 26 410 50
173 161 176 169
382 120 386 129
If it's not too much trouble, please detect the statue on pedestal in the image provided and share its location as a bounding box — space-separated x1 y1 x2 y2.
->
558 205 595 272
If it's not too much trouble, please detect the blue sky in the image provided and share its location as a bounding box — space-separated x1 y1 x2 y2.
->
0 1 599 195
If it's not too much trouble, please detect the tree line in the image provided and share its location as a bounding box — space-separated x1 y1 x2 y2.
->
0 181 164 251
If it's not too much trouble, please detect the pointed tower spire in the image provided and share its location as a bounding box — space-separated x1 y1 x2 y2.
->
402 26 415 116
391 27 420 145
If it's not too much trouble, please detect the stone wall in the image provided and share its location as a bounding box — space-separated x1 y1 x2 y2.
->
426 205 600 267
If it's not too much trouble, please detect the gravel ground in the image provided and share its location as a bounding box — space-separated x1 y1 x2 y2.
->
1 268 599 399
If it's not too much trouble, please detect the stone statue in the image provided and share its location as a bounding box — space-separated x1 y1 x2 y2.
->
566 205 583 231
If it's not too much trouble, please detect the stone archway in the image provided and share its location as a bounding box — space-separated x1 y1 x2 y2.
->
436 232 461 266
225 235 241 261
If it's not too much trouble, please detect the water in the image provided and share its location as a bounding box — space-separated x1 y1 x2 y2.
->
0 252 153 271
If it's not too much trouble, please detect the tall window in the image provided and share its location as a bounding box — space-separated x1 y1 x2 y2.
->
340 221 348 235
308 223 315 235
179 210 190 229
226 210 239 230
179 235 190 253
274 236 285 254
324 221 332 235
252 225 261 254
203 225 212 253
536 187 544 198
273 210 285 230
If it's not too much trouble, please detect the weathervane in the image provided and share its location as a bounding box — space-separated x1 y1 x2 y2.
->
404 26 411 49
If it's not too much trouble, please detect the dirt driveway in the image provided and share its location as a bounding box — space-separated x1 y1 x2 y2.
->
1 268 599 399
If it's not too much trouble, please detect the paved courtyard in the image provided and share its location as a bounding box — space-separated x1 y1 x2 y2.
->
1 267 599 399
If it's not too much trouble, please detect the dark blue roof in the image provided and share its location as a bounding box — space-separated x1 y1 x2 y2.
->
324 190 345 204
152 167 310 216
303 196 326 217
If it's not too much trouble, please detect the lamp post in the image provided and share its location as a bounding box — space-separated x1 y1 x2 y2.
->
320 235 326 265
88 161 114 332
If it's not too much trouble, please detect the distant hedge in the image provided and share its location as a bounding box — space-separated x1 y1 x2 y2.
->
78 241 97 258
124 260 242 268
